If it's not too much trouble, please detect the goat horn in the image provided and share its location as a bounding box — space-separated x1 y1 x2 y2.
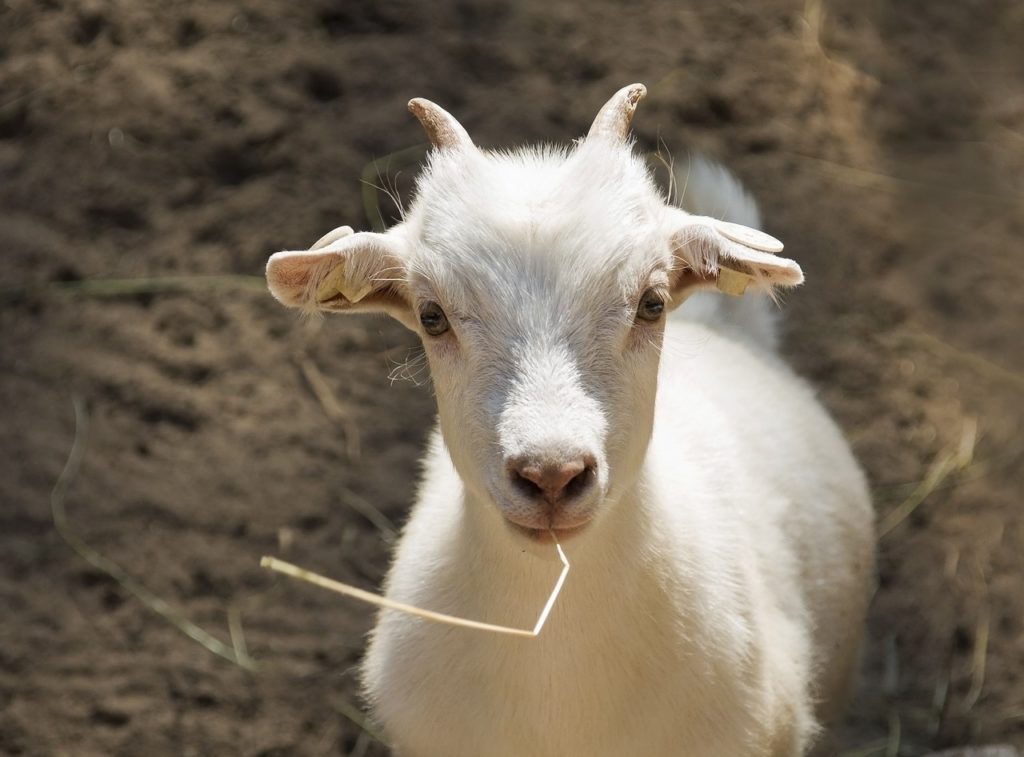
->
587 83 647 142
408 98 474 152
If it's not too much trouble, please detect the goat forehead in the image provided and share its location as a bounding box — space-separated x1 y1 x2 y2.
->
414 142 659 243
409 145 666 316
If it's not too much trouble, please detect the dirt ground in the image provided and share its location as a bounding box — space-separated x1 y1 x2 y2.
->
1 0 1022 755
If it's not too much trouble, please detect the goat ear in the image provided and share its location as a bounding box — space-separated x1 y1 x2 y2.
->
664 209 803 306
266 226 414 328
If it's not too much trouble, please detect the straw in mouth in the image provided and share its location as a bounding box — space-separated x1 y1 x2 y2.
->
260 531 571 638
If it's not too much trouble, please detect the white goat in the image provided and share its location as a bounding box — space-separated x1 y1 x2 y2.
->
266 84 875 757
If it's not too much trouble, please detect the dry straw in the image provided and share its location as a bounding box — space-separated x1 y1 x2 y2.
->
261 538 571 638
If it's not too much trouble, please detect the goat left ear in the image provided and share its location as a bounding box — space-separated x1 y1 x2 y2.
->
265 225 415 329
664 209 803 305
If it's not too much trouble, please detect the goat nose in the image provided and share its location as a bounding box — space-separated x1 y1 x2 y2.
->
509 456 596 503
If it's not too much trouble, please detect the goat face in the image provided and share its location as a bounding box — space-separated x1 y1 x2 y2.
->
403 140 669 541
265 84 802 544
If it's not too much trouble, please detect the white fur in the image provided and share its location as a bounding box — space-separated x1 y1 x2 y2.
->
266 100 875 756
676 155 783 351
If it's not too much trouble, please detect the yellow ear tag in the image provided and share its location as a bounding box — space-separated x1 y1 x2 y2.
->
315 264 374 304
316 264 347 302
717 266 754 296
343 277 374 304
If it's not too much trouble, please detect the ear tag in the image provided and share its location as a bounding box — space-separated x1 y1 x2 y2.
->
316 263 374 304
717 266 754 296
713 220 784 253
316 264 348 302
343 277 374 304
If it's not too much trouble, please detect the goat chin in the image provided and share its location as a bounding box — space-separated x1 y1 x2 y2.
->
267 85 875 757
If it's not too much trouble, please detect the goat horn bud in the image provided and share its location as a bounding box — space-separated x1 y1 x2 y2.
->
408 98 474 152
587 83 647 142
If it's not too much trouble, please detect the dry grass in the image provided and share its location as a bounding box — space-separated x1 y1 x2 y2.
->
959 556 993 717
1 274 265 302
295 353 363 462
877 416 977 539
50 396 259 670
882 329 1024 394
261 535 570 638
360 144 428 232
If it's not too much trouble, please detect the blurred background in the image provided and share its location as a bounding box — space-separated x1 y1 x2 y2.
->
1 0 1022 755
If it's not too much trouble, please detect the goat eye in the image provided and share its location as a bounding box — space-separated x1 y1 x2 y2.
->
636 289 665 322
419 302 450 336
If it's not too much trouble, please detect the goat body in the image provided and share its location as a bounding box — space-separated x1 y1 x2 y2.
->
266 85 875 756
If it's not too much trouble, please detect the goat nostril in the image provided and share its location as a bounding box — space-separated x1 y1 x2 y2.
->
511 469 545 500
563 465 593 499
509 458 595 502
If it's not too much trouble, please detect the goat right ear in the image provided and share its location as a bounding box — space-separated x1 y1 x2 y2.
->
266 226 414 329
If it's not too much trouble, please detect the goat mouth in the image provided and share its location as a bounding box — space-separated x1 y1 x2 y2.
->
507 521 589 543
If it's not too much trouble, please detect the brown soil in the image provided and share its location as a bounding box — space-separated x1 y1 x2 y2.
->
1 1 1022 755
